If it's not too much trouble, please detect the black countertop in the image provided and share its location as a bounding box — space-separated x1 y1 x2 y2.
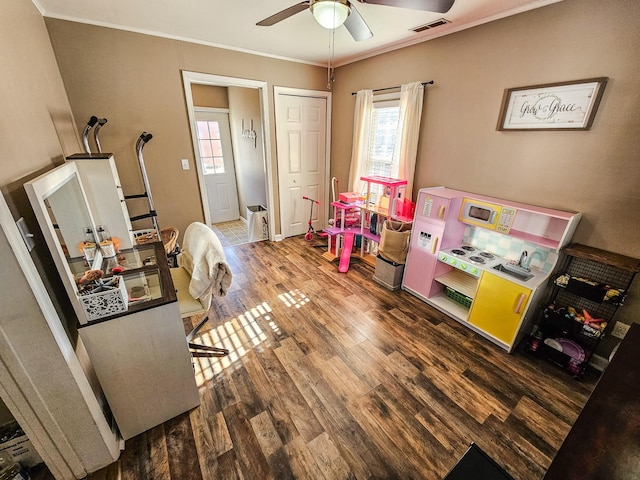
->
544 322 640 479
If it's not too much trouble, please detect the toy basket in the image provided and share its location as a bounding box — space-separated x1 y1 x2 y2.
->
134 227 179 255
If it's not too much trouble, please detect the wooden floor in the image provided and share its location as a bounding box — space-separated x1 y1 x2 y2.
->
34 236 598 480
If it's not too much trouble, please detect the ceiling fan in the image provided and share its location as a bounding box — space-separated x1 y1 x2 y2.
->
256 0 455 42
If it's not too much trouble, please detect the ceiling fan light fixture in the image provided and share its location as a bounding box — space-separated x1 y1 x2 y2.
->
311 0 350 29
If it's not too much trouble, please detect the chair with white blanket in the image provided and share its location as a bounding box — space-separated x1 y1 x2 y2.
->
170 222 232 357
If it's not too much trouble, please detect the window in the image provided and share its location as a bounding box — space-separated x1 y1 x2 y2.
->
366 97 400 199
196 120 225 175
350 82 423 200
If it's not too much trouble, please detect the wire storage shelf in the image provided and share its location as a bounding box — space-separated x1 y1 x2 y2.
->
527 243 640 378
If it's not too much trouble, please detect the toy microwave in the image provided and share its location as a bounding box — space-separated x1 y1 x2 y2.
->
458 198 516 234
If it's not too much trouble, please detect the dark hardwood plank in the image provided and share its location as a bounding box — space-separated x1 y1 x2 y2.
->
306 432 355 480
510 395 572 451
215 449 244 480
256 347 325 444
188 404 222 480
34 235 600 480
119 432 143 480
165 413 203 480
284 435 329 480
229 364 265 419
249 411 284 459
291 353 394 479
222 403 271 479
142 425 170 479
349 388 431 478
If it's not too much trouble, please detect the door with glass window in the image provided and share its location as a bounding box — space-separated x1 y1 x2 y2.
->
194 110 239 224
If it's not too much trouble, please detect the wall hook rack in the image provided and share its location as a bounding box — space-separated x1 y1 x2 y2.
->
241 119 257 148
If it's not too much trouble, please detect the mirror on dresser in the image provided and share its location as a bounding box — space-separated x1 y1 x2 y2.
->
24 159 200 440
24 161 103 323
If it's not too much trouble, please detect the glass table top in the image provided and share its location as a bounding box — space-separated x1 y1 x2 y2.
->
122 268 163 306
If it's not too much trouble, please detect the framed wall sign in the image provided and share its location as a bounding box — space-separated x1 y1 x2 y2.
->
497 77 608 131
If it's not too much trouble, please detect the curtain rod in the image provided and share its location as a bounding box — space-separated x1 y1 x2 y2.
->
351 80 434 95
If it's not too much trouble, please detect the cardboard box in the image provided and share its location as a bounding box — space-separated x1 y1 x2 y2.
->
0 422 42 467
373 255 405 291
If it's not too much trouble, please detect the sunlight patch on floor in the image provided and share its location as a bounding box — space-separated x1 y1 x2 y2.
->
191 301 274 386
192 291 310 385
278 289 310 309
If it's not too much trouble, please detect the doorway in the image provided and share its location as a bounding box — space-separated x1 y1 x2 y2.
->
194 108 240 224
182 71 273 240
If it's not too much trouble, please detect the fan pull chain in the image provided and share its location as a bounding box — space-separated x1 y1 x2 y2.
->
330 26 336 86
327 20 336 90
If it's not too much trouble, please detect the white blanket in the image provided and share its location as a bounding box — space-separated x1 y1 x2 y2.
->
177 222 232 301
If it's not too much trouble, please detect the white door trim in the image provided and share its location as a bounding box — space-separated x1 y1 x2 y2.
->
182 71 274 240
194 107 229 114
274 86 332 238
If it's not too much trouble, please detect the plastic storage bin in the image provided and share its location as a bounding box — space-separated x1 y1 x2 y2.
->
247 205 268 242
445 287 472 309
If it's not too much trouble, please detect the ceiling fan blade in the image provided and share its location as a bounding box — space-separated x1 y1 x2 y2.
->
344 3 373 41
256 2 310 26
358 0 455 14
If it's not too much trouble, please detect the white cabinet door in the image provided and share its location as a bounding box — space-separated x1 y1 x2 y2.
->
78 301 200 440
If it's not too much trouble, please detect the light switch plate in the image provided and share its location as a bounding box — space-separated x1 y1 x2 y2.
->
16 217 35 252
181 159 190 170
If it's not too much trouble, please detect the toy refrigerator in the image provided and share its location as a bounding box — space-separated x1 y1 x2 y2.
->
402 189 465 300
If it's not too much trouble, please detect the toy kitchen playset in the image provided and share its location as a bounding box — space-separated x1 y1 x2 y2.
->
402 187 581 352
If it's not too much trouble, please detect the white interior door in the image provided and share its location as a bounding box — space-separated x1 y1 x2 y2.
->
275 91 329 238
194 109 240 224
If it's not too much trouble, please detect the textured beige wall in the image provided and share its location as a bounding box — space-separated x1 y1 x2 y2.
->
0 0 119 473
331 0 640 331
228 87 267 218
191 84 229 109
0 0 81 332
332 0 639 257
0 2 79 186
45 19 327 238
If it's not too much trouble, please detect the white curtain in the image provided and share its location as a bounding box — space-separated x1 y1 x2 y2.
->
393 81 424 200
348 89 373 194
